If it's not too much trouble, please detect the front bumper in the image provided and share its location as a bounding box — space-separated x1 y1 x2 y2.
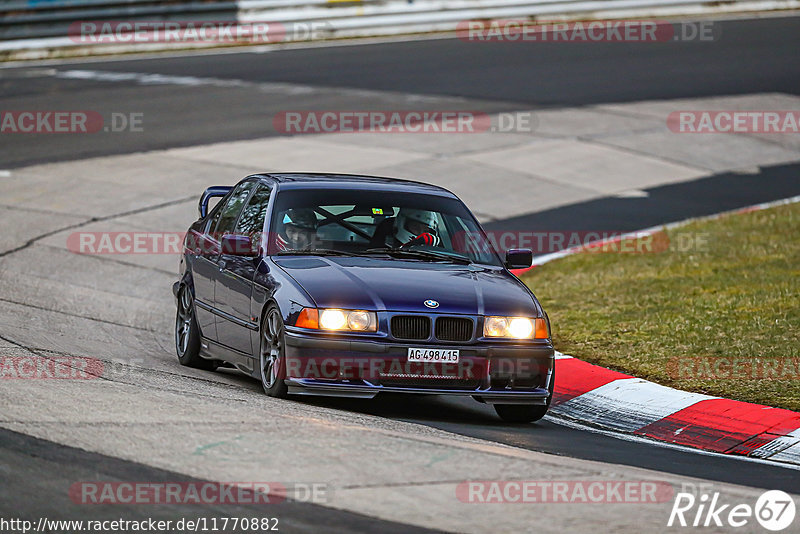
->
283 331 554 405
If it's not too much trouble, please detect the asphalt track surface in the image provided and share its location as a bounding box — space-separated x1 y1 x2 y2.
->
0 427 441 533
1 15 799 168
483 161 800 233
2 13 800 529
299 394 800 493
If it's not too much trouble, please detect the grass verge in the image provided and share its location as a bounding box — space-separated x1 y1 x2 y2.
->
522 201 800 411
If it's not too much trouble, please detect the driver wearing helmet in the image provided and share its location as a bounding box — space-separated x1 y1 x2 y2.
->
390 208 440 248
278 208 318 251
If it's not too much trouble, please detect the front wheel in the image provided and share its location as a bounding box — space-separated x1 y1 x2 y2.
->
260 305 288 398
494 368 555 423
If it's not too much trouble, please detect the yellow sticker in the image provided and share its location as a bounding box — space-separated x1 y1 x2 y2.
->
372 208 383 215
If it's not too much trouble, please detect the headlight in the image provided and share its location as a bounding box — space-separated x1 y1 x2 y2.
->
484 316 509 337
483 316 549 339
299 308 377 332
508 317 534 338
319 309 347 330
347 310 373 331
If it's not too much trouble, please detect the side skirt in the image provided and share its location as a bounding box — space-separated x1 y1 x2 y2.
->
199 336 256 375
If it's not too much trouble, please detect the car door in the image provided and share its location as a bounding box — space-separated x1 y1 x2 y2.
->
190 196 229 342
215 183 273 355
196 180 257 344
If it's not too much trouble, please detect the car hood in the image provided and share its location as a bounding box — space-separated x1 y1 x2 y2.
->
273 256 540 316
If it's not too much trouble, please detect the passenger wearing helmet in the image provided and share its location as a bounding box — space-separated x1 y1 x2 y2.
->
280 208 318 250
391 208 440 248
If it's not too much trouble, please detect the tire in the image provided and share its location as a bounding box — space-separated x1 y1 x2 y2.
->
175 285 219 371
259 305 288 398
494 367 555 423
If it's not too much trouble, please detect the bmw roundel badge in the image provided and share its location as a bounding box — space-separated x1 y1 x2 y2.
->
424 299 439 309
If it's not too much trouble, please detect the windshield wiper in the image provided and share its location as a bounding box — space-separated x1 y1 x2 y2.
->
363 247 472 264
275 248 359 257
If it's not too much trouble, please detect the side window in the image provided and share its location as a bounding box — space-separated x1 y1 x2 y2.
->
212 181 256 238
206 202 224 234
234 184 272 253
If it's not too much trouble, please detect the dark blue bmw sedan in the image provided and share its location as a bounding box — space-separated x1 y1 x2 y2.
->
174 173 555 422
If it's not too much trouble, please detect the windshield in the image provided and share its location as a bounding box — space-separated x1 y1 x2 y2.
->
267 188 502 266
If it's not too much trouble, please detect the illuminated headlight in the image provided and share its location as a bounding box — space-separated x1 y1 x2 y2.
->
483 316 549 339
319 309 347 330
508 317 534 338
318 309 377 332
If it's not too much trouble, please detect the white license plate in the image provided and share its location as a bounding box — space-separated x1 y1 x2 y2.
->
407 347 460 363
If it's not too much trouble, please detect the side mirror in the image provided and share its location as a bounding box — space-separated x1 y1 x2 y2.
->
505 248 533 269
221 234 256 257
198 186 232 218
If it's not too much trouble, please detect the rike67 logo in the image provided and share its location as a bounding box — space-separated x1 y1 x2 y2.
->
668 488 796 531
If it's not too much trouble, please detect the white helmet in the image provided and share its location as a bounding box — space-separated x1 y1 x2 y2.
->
395 208 438 245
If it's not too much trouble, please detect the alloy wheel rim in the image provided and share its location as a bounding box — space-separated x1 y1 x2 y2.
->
261 310 282 389
176 288 192 354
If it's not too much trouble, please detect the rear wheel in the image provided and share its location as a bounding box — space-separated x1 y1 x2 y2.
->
494 368 555 423
260 305 288 398
175 285 218 371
